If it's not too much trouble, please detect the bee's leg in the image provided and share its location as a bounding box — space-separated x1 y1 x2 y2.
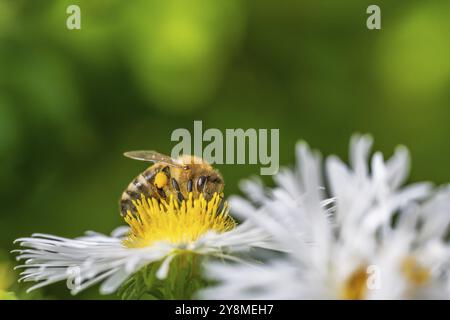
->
196 175 207 198
217 197 225 214
171 178 184 203
215 191 226 213
162 166 171 176
187 179 193 193
157 188 166 199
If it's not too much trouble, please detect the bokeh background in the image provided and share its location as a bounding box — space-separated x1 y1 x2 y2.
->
0 0 449 299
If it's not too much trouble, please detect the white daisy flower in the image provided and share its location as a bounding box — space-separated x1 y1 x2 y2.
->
13 193 272 297
201 135 450 299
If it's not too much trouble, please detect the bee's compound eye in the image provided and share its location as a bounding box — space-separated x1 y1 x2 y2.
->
197 175 207 191
154 171 168 189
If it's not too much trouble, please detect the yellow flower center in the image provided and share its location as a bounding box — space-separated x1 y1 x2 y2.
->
401 256 430 286
340 265 369 300
340 257 430 300
123 192 235 248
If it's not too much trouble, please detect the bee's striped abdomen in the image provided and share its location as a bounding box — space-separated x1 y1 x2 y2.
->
120 171 155 217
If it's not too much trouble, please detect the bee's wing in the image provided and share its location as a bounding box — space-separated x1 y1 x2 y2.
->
123 150 185 168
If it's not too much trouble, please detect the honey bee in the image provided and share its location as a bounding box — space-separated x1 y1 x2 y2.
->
120 151 224 217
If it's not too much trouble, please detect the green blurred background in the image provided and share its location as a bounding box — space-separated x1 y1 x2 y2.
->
0 0 449 299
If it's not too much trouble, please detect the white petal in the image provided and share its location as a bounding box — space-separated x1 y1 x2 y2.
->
14 232 171 294
156 254 176 280
100 269 132 295
386 146 410 188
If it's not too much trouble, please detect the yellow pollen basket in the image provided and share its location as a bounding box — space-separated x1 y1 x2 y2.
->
123 192 235 248
154 172 168 188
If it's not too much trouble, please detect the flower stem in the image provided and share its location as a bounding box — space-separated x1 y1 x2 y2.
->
118 252 208 300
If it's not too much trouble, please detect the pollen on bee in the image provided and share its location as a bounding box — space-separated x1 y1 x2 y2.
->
154 171 168 189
